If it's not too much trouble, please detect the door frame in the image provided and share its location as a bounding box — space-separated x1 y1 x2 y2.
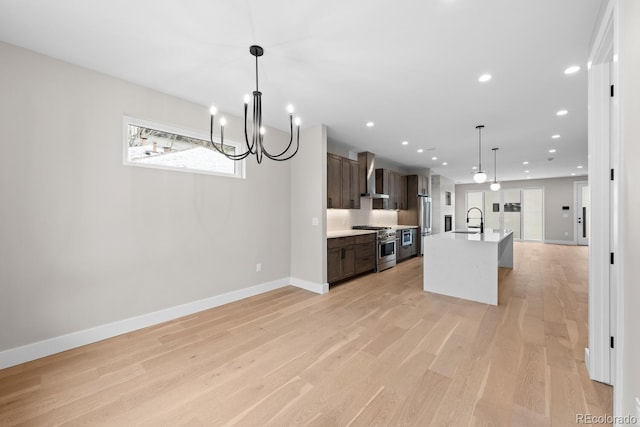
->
586 0 617 392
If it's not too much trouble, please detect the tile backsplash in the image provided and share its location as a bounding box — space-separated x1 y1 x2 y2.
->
327 199 398 230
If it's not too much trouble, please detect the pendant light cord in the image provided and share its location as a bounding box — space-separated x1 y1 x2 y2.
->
476 125 484 171
493 148 498 181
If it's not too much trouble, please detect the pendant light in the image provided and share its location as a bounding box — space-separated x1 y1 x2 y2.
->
473 125 487 183
490 148 501 191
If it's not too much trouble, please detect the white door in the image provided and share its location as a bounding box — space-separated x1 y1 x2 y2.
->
576 181 589 246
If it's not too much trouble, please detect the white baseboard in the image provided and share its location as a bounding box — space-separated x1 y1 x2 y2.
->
544 239 578 245
0 277 293 370
290 277 329 294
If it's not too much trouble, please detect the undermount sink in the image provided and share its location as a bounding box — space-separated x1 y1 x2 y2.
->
450 230 480 234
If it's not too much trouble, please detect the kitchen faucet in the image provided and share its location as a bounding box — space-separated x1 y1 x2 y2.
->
466 207 484 234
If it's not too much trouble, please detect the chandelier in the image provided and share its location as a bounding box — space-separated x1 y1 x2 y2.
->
209 45 301 164
473 125 488 183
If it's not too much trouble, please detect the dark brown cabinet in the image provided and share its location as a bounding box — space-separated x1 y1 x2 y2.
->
410 228 418 256
327 154 342 209
397 174 407 210
327 154 360 209
328 233 375 284
373 169 407 210
327 236 355 283
354 234 376 275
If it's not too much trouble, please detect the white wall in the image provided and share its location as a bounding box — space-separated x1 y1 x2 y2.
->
290 125 328 289
618 0 640 418
431 175 455 234
454 176 586 242
0 42 293 354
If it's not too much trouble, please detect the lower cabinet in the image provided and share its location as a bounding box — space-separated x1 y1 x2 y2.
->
354 234 376 275
328 234 376 284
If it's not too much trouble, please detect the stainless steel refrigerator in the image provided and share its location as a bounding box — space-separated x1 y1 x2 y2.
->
418 195 432 255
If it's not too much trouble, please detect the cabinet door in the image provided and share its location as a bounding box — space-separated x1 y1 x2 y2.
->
410 229 418 255
398 175 407 210
418 175 428 195
341 159 351 209
388 171 396 209
327 247 342 283
342 245 356 278
327 154 342 209
349 160 361 209
354 242 375 274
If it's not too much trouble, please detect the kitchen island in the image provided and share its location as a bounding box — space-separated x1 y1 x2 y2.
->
423 229 514 305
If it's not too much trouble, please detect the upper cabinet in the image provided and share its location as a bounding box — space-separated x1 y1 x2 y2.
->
373 169 407 210
327 153 360 209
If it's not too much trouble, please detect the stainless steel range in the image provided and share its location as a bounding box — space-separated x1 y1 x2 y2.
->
352 226 396 271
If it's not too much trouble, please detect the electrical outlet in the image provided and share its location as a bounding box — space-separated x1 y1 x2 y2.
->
312 217 319 226
256 263 262 272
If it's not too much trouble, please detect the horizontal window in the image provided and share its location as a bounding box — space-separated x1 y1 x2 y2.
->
123 115 244 178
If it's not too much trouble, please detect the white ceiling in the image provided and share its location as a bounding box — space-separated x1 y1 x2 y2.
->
0 0 603 183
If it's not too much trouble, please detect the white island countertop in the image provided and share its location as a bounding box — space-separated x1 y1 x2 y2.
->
423 229 514 305
426 229 513 243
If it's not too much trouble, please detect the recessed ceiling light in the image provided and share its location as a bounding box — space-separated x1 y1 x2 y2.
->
557 109 568 116
527 176 532 179
417 149 424 153
525 170 530 173
431 156 438 160
564 65 581 74
442 162 448 166
366 121 374 127
402 141 409 145
523 161 529 165
552 134 561 139
577 165 583 169
571 173 576 176
472 166 477 170
549 149 557 153
478 74 492 82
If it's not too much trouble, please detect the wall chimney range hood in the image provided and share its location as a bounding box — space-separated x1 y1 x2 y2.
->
358 151 389 199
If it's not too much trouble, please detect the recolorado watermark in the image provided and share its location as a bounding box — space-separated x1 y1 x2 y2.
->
576 413 637 424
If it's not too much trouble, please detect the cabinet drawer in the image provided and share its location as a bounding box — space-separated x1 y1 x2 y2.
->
327 236 355 249
355 233 376 244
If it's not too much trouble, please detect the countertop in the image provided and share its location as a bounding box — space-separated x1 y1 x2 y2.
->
425 229 513 243
327 229 377 238
327 224 419 239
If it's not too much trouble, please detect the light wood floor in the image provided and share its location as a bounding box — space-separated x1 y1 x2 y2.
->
0 242 612 426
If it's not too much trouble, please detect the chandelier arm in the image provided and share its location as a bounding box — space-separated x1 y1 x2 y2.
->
209 115 253 160
263 127 300 161
256 135 264 164
252 93 260 151
261 116 295 158
243 102 255 154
